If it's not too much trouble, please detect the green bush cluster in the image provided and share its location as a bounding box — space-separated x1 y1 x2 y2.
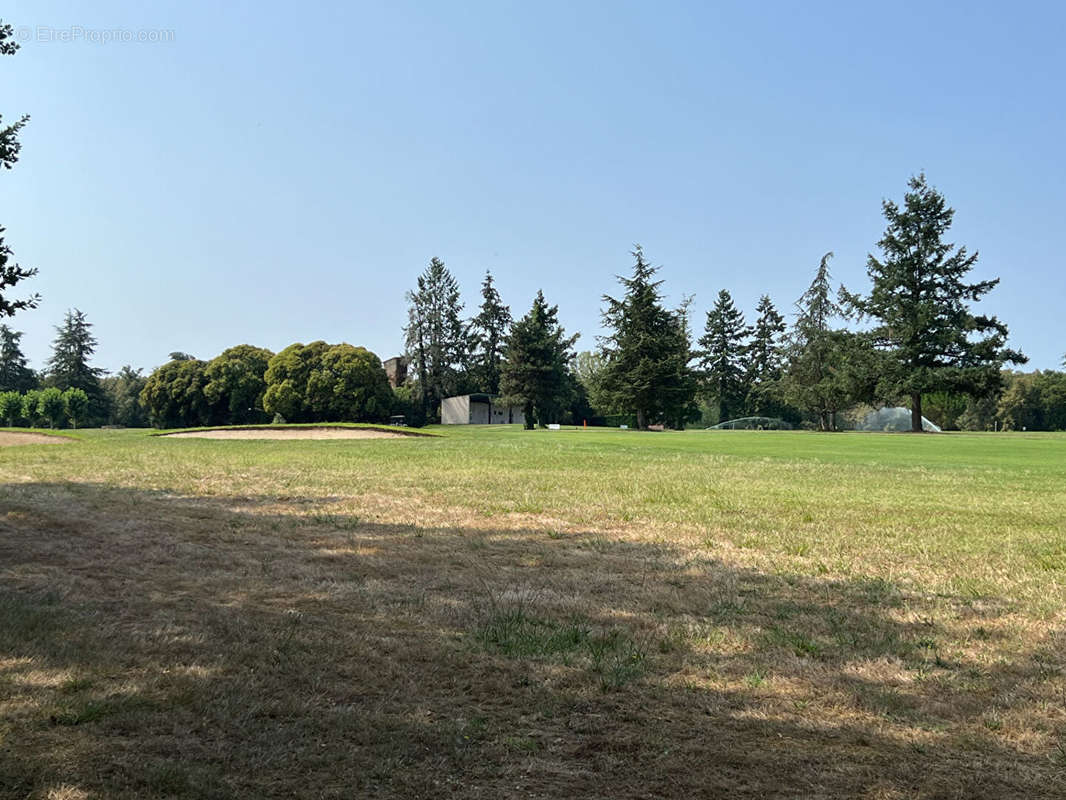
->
0 386 90 428
140 342 396 429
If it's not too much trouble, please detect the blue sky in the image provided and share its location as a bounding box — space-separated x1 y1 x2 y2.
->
2 0 1063 373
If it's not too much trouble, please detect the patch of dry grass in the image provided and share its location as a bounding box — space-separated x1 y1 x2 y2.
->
1 428 1064 798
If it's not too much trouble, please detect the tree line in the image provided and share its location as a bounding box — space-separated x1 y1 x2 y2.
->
400 175 1034 432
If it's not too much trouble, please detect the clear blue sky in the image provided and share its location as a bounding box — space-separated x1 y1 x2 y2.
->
2 0 1063 373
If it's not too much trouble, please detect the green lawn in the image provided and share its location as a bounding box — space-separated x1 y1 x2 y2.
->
1 426 1064 798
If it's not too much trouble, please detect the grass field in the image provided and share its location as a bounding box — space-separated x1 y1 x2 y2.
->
2 425 1065 798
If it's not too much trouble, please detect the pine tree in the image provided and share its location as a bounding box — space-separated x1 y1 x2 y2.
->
0 24 37 318
599 247 698 429
748 295 786 383
698 289 752 423
844 174 1025 431
0 324 36 392
500 290 577 429
468 270 512 394
783 253 877 430
46 309 108 422
404 258 468 420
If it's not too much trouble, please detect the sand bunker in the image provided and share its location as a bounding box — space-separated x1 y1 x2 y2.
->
164 427 407 441
0 431 72 446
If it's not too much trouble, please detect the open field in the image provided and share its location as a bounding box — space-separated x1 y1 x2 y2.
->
1 425 1065 798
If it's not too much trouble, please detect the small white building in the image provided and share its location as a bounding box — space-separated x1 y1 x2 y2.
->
440 394 526 425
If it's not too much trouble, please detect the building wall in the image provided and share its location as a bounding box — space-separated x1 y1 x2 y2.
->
383 356 408 388
441 395 527 425
440 395 470 425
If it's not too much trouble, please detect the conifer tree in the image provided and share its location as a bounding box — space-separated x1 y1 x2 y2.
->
404 258 468 420
698 289 752 423
0 23 37 318
500 290 577 429
0 324 36 392
748 295 786 383
46 309 108 422
844 174 1025 431
468 270 512 394
599 247 698 429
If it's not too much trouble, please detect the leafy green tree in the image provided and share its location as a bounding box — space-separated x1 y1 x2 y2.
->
0 389 20 425
304 344 393 422
63 387 89 429
500 290 577 429
468 270 512 394
204 344 274 424
573 350 610 416
404 258 468 420
38 386 65 428
140 357 213 428
843 174 1026 431
46 308 109 423
997 370 1066 431
102 366 149 427
21 388 42 426
168 351 196 362
0 23 37 319
0 324 36 392
699 289 752 423
599 247 698 430
262 341 330 422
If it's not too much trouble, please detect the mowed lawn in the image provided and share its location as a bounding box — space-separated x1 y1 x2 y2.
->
1 426 1065 799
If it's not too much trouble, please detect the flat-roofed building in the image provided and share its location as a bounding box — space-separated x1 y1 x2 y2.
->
440 394 526 425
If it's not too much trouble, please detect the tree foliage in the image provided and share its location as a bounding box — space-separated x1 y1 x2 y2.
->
468 270 511 394
843 174 1026 431
0 23 37 318
262 341 330 422
500 290 577 429
102 366 149 427
0 389 20 425
404 258 468 420
783 253 877 430
63 387 89 428
599 247 698 429
46 309 109 423
699 289 751 423
38 386 65 428
204 344 274 424
304 344 393 423
0 324 36 392
140 357 213 429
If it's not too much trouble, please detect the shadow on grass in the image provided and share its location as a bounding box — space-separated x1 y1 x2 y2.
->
0 481 1063 799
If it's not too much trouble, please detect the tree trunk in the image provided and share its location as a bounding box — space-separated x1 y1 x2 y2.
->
911 393 923 432
819 411 828 431
830 411 837 432
636 408 647 430
523 402 534 430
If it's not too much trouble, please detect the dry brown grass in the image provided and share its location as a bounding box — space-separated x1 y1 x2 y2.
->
2 461 1065 799
0 432 71 447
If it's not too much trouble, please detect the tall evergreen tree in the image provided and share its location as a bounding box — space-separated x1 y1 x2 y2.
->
0 324 36 392
745 294 790 417
748 295 787 383
0 23 37 318
844 174 1025 431
599 247 698 430
500 290 577 429
46 308 108 422
468 270 512 394
783 253 878 430
698 289 752 423
404 257 468 420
